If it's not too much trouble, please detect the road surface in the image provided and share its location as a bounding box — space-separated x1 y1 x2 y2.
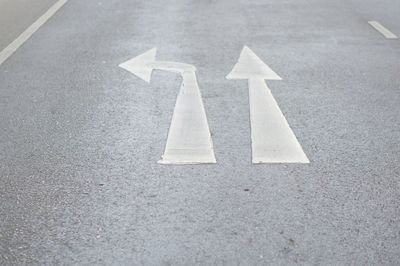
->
0 0 399 264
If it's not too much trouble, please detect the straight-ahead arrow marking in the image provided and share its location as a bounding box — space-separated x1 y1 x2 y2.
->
119 48 216 164
227 46 309 164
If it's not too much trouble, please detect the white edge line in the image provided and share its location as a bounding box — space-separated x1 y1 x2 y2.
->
368 21 398 39
0 0 68 66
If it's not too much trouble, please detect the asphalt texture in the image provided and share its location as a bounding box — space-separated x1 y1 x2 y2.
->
0 0 59 50
1 0 400 265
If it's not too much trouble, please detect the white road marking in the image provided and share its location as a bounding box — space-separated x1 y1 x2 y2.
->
0 0 68 66
120 48 216 165
368 21 398 39
227 46 309 164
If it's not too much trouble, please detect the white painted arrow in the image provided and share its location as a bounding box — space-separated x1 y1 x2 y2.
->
227 46 309 164
119 48 216 164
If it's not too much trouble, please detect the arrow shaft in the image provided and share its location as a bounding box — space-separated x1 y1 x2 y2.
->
159 70 216 164
248 78 309 163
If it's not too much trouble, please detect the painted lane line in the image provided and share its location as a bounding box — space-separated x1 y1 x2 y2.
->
119 48 216 165
0 0 68 66
227 46 309 164
368 21 398 39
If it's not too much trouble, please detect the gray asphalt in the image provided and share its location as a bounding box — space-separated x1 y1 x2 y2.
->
0 0 58 50
1 0 400 265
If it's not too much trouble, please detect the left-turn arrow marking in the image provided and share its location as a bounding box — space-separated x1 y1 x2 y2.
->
120 48 217 165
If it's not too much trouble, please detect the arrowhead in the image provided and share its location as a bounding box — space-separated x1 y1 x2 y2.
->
119 48 157 83
226 45 282 80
